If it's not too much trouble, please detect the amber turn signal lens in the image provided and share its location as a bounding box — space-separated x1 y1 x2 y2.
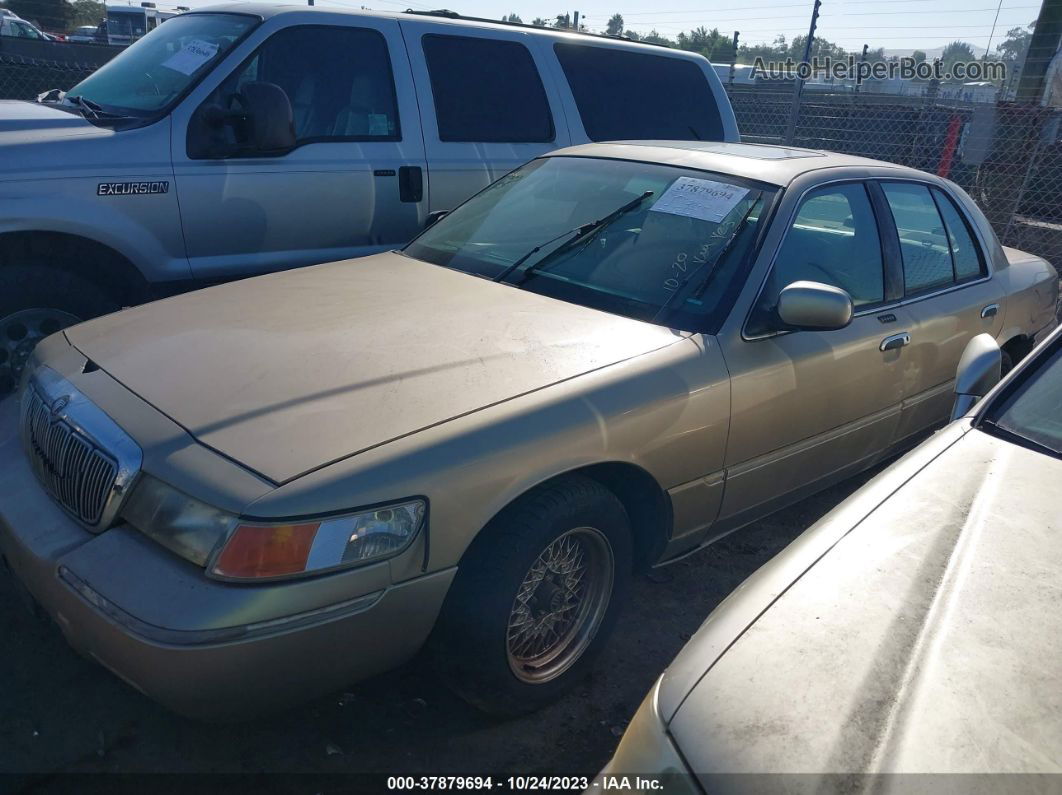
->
212 522 320 578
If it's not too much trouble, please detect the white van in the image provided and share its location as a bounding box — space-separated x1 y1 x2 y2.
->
0 5 738 390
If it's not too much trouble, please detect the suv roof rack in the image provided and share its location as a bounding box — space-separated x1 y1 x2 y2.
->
400 9 671 48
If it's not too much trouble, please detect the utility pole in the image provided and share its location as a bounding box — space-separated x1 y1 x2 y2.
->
729 31 740 86
1015 0 1062 103
784 0 821 145
573 10 579 30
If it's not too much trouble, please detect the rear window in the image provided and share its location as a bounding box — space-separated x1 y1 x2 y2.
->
554 43 723 142
422 34 554 143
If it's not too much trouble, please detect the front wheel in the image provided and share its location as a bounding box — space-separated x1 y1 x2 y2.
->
432 475 632 716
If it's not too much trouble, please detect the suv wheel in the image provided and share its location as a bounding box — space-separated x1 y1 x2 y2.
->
0 265 119 394
433 475 632 715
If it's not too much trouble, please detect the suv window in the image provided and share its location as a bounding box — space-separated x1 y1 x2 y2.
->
190 25 400 158
932 187 986 281
752 183 885 332
553 43 723 142
881 182 971 294
421 35 553 143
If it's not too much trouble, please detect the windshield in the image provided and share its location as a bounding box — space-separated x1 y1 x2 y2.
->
65 13 258 116
404 157 773 330
982 338 1062 457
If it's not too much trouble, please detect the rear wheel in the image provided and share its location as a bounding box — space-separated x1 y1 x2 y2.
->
432 475 632 716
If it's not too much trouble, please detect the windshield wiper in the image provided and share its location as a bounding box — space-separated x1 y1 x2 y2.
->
651 200 759 325
64 94 133 121
978 418 1062 459
493 191 654 285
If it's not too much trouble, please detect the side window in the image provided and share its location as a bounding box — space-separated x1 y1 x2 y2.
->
755 183 885 328
553 43 723 142
881 182 954 294
932 188 986 281
421 35 553 143
189 25 400 158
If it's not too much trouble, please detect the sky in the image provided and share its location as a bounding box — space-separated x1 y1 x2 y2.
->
136 0 1042 55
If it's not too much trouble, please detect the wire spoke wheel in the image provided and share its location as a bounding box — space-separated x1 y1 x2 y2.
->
0 307 81 395
506 526 614 684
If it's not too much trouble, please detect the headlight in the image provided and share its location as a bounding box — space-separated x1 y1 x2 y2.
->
211 500 425 580
123 476 425 579
121 475 238 566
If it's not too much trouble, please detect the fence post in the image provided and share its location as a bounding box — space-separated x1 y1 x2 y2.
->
784 0 821 145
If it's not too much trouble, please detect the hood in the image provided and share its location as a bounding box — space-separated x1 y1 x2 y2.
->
667 426 1062 776
66 253 683 483
0 99 103 144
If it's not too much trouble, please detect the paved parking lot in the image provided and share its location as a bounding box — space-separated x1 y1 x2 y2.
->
1 465 881 784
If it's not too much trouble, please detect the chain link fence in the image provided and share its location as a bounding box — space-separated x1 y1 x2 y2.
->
1 53 1060 273
727 83 1062 273
0 53 98 102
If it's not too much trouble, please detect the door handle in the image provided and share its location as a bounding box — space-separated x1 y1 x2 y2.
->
398 166 423 203
981 303 1000 319
880 332 911 352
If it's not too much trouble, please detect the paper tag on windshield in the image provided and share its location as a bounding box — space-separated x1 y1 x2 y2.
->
161 39 219 75
649 177 749 223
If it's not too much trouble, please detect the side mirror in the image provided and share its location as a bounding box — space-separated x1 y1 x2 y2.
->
424 210 449 229
237 81 295 154
950 333 1001 421
776 280 853 331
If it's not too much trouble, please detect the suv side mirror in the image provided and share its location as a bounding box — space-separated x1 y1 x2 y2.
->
950 333 1001 421
236 81 295 154
776 280 853 331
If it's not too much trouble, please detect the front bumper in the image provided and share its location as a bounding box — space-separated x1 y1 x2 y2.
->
0 396 455 720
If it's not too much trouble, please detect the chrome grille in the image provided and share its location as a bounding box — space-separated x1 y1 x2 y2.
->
23 386 119 527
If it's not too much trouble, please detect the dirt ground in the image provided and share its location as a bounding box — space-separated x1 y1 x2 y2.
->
0 464 885 790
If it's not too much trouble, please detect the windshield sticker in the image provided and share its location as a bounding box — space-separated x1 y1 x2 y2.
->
649 177 749 224
161 39 219 75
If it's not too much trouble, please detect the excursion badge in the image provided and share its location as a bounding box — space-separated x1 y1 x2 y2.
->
97 181 170 196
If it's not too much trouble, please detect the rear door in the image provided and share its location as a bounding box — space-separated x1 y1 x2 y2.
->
875 180 1004 438
400 20 570 213
171 16 428 280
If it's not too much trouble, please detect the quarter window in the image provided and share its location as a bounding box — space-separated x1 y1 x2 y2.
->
553 43 724 142
932 188 986 281
760 183 885 315
422 35 554 143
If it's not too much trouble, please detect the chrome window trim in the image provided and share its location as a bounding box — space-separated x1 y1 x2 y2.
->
20 366 143 532
741 174 996 342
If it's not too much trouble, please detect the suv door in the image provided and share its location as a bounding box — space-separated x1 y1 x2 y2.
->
876 180 1004 439
717 181 914 526
171 17 427 279
401 21 570 213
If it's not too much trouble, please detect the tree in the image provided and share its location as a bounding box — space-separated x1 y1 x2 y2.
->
6 0 71 30
639 29 673 46
503 13 522 23
912 50 927 64
996 23 1033 68
940 40 977 80
70 0 105 27
605 13 623 36
677 26 734 62
531 17 548 27
552 13 569 29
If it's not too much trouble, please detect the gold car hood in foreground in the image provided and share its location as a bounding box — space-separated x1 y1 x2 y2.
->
664 425 1062 776
65 253 685 483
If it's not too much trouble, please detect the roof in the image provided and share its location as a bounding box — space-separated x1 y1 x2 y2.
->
547 141 924 187
194 4 696 54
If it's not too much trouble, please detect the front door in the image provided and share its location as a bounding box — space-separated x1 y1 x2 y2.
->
718 181 913 526
171 18 427 280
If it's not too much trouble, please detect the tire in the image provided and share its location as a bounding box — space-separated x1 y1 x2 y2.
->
0 262 120 394
1000 348 1015 377
432 475 633 716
